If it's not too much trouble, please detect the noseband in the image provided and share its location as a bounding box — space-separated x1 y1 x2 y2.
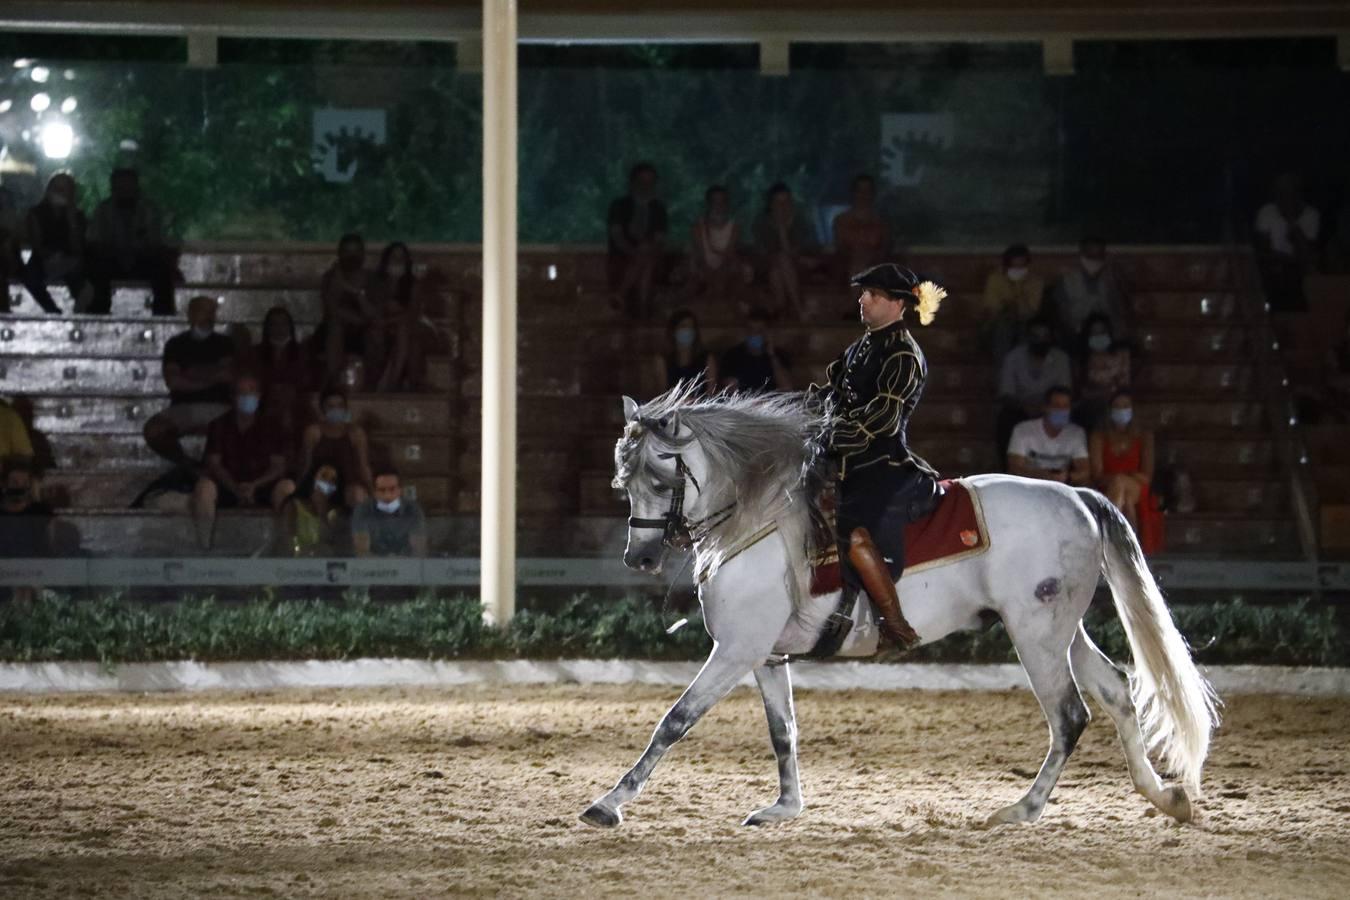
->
628 453 734 551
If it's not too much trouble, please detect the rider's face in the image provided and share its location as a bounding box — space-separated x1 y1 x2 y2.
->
858 289 901 328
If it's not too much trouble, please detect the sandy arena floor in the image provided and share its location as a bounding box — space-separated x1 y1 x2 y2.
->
2 683 1348 898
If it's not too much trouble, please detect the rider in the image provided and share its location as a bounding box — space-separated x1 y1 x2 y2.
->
811 263 946 648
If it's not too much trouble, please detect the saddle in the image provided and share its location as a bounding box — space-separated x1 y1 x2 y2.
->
808 478 990 597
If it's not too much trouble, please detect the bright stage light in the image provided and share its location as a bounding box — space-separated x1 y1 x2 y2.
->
30 92 50 112
31 66 50 83
0 100 11 114
60 97 77 114
40 121 75 160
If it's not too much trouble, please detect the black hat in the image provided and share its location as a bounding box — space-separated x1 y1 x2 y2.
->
850 263 921 302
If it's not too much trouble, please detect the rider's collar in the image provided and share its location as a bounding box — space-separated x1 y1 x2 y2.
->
865 319 906 336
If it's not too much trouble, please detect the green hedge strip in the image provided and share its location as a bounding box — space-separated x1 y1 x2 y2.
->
0 594 1342 667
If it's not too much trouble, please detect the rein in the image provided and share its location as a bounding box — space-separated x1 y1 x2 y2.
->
627 453 735 551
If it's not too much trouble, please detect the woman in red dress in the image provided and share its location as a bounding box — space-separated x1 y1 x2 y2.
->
1089 389 1155 535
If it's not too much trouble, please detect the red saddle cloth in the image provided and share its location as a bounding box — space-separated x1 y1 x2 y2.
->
809 478 990 596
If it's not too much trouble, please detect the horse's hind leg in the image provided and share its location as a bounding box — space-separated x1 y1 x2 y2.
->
1070 626 1193 822
988 617 1090 826
579 645 757 828
743 659 804 826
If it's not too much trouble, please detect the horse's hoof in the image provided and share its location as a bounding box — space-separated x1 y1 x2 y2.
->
983 801 1039 827
742 801 803 827
579 802 623 828
1159 786 1193 824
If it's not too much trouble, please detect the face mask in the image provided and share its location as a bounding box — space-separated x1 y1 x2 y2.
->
674 326 696 347
1088 334 1112 352
745 334 766 353
1080 257 1105 276
191 325 215 340
1110 408 1134 428
237 394 260 415
49 193 69 208
1046 409 1071 429
314 479 337 497
325 408 351 425
389 264 408 279
4 487 28 502
268 333 290 348
1006 266 1029 282
376 498 402 514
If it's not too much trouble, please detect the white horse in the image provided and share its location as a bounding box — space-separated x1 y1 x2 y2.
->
580 384 1218 828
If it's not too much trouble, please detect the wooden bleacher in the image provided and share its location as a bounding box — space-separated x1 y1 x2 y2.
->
2 245 1301 558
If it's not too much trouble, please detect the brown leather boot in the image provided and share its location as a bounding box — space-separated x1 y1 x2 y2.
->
849 527 920 648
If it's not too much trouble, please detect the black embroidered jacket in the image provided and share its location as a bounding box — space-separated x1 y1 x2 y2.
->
812 320 938 480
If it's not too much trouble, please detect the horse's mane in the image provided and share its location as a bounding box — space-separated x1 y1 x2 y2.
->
615 381 829 590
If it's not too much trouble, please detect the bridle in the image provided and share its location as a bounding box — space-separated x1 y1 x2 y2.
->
627 452 735 551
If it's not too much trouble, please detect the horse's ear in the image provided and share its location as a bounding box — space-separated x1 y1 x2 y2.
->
622 396 639 423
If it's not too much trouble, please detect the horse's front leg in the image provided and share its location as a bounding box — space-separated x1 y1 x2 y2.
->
579 644 756 827
742 658 804 826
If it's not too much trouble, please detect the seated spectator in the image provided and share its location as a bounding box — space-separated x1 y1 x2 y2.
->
87 167 178 316
7 397 55 474
192 373 296 550
651 309 718 396
981 243 1045 362
753 183 820 320
0 185 22 312
352 465 427 557
832 174 891 280
995 316 1072 465
21 172 89 314
1074 313 1132 430
298 387 373 509
720 307 792 393
1048 236 1130 344
253 305 315 456
319 233 379 385
1254 172 1319 312
144 295 237 470
370 242 431 392
607 162 668 319
1089 389 1155 535
0 396 35 469
1007 385 1089 486
279 463 346 557
0 458 53 557
687 185 750 303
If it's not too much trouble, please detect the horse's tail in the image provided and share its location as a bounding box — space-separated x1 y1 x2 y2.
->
1080 488 1219 796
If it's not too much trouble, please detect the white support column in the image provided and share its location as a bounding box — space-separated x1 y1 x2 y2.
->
1042 36 1074 76
1338 33 1350 73
760 38 790 77
481 0 518 626
186 31 218 69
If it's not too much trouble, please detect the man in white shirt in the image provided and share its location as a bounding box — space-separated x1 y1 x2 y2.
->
1007 386 1089 486
1254 173 1319 311
995 317 1072 463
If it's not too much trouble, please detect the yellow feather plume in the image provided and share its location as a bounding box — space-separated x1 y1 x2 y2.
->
916 281 947 326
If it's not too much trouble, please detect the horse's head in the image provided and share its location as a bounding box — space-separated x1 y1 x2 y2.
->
613 394 715 574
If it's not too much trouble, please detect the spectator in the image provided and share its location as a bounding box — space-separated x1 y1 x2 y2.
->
1314 310 1350 422
0 458 54 558
352 465 427 557
1254 173 1319 311
1007 385 1089 486
21 172 89 314
319 233 378 384
7 397 55 474
980 243 1045 362
0 184 22 312
753 183 820 320
87 167 178 316
1074 313 1132 430
607 162 668 319
279 463 345 557
370 242 431 392
832 174 891 279
1048 236 1130 344
252 305 315 455
995 316 1073 464
687 185 750 303
298 387 373 509
720 307 792 393
651 309 718 396
0 397 36 469
144 296 236 469
1089 389 1155 535
192 372 295 550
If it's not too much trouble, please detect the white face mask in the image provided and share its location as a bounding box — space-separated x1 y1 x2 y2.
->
1088 333 1112 352
1006 266 1029 283
191 325 215 340
314 479 337 497
389 264 408 279
376 498 401 514
1080 256 1106 276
